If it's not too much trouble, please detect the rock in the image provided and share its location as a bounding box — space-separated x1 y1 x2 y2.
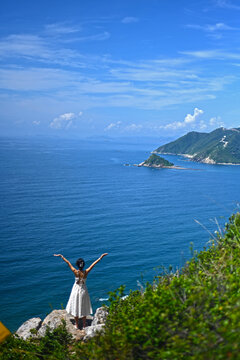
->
16 317 42 340
38 310 85 341
83 324 105 341
16 308 107 342
91 306 108 326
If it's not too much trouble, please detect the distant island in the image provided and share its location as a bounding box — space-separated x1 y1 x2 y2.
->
138 154 182 169
154 127 240 165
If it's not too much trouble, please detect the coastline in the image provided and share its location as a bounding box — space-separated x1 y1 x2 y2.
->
153 151 240 166
137 163 196 170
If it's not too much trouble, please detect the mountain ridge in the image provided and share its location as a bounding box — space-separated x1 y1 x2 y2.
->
154 127 240 164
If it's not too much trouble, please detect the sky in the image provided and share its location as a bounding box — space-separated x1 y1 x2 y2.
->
1 0 240 138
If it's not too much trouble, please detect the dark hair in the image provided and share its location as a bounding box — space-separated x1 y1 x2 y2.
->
76 258 85 270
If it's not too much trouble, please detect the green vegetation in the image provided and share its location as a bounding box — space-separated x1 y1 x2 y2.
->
155 127 240 164
141 153 174 167
0 321 72 360
2 213 240 359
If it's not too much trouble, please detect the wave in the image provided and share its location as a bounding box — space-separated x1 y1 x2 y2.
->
99 295 128 302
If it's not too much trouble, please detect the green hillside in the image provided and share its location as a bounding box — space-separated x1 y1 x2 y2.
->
141 154 174 167
74 212 240 359
154 127 240 164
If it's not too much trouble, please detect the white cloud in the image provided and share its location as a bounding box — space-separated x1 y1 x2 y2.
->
186 22 236 32
181 49 240 60
0 34 85 68
186 22 238 40
209 116 224 127
0 26 236 115
180 50 221 59
210 117 217 125
162 121 186 130
104 121 122 131
160 108 204 130
33 120 40 125
0 63 225 111
49 112 82 129
121 17 139 24
44 23 81 35
79 31 110 42
184 107 204 123
110 67 197 82
0 34 47 58
125 123 143 131
0 30 109 68
216 0 240 10
44 23 110 42
158 111 226 133
104 121 143 132
0 67 80 91
206 23 233 31
63 31 110 43
199 120 207 130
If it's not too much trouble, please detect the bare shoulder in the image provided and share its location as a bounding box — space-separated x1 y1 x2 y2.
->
72 268 79 276
85 268 91 276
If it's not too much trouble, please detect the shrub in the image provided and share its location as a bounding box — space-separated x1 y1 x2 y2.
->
0 321 72 360
74 212 240 359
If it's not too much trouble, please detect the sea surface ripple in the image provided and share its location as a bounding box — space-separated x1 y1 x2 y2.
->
0 137 239 331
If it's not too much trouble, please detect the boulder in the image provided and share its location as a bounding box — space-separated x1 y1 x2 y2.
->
38 310 85 341
16 317 42 340
16 307 108 342
83 324 105 341
91 306 108 326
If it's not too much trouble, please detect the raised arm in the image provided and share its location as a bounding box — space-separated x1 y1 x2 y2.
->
53 254 77 275
85 253 108 275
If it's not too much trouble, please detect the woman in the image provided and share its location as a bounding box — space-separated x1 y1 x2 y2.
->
53 253 108 329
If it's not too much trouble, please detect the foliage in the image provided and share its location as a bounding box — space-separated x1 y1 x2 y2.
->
2 213 240 359
0 321 72 360
74 212 240 359
155 127 240 164
143 154 174 167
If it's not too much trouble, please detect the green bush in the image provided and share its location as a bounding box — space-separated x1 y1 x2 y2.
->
74 212 240 359
0 321 72 360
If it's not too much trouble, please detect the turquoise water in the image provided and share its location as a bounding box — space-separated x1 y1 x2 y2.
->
0 137 239 331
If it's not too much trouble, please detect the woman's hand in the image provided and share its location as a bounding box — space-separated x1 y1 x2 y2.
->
100 253 108 259
53 254 63 257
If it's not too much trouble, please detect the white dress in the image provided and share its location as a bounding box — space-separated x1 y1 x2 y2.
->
66 274 93 317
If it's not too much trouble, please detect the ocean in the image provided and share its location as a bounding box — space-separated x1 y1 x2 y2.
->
0 137 239 332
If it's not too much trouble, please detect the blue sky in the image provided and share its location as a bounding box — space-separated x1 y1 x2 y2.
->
1 0 240 138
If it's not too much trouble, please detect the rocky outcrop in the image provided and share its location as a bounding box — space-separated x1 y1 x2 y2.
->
82 307 109 341
15 317 42 340
37 309 85 341
91 307 108 326
83 324 105 341
201 156 216 164
16 307 108 342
